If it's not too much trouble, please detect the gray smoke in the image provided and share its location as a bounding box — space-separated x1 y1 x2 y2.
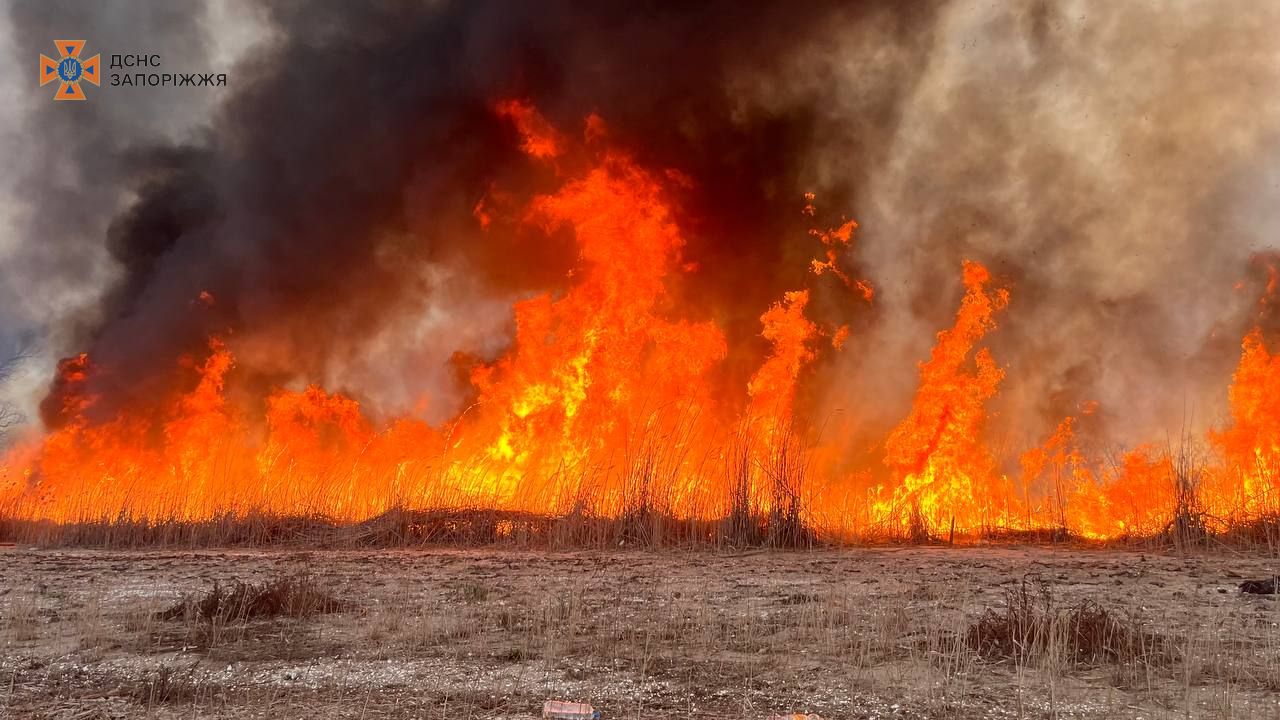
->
787 0 1280 453
0 0 259 432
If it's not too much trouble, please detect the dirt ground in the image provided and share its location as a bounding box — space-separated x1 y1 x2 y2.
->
1 545 1278 719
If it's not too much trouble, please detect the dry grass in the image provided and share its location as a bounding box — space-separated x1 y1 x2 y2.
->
965 575 1177 667
1 546 1279 719
155 573 348 623
0 503 821 550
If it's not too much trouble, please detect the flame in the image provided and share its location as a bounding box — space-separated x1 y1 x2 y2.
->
1018 417 1088 531
458 136 728 512
493 99 564 159
4 102 1280 541
1208 328 1280 517
748 290 817 428
876 261 1010 534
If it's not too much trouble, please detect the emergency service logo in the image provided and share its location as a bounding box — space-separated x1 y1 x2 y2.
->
39 40 101 101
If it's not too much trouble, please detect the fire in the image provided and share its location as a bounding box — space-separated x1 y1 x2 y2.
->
876 261 1010 535
1072 445 1178 540
748 290 817 428
459 134 728 512
493 99 565 159
1209 329 1280 517
3 101 1280 542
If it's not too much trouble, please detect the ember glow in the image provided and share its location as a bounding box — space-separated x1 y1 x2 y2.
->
2 97 1279 542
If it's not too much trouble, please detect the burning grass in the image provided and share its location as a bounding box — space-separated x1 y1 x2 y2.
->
10 102 1280 546
7 505 1280 550
0 508 815 550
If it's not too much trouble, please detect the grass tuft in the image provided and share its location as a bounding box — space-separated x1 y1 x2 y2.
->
966 575 1176 667
156 573 347 623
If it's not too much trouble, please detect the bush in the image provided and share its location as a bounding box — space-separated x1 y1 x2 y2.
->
156 573 347 623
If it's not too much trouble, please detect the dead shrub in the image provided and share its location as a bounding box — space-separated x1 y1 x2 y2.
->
156 573 347 623
966 575 1175 667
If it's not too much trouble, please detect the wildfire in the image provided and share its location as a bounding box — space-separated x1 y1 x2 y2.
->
3 101 1280 542
1209 329 1280 517
461 123 728 512
877 261 1010 535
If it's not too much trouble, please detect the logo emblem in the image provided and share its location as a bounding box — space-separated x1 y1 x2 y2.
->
39 40 100 101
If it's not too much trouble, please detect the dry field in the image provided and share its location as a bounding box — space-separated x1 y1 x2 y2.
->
1 545 1279 719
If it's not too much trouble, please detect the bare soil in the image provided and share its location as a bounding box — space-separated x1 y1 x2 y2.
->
1 545 1278 719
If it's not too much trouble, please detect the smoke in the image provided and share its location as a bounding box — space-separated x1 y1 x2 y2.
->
797 0 1280 451
0 0 257 427
5 0 1279 455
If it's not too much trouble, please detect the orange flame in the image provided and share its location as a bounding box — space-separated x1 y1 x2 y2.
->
1208 329 1280 517
877 261 1010 534
4 103 1280 542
